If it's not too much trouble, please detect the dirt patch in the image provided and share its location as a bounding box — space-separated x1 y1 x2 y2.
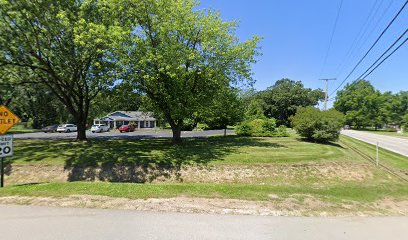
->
5 165 68 185
172 162 373 183
5 162 374 185
0 195 406 216
372 198 408 215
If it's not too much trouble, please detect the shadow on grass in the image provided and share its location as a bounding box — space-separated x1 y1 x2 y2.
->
12 136 284 183
297 138 345 149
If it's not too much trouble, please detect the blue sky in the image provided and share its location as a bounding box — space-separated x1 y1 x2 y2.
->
199 0 408 102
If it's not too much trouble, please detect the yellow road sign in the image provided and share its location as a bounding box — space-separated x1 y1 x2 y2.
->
0 105 21 135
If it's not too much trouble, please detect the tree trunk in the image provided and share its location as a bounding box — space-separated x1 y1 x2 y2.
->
76 118 88 141
224 128 227 136
171 125 182 143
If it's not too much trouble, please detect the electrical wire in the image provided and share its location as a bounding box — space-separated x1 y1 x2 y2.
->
355 28 408 80
319 0 343 77
329 0 408 97
362 36 408 79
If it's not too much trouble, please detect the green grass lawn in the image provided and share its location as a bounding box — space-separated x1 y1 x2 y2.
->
340 135 408 171
10 135 351 166
8 124 40 134
2 134 408 213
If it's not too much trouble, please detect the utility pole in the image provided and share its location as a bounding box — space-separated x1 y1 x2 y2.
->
319 78 336 110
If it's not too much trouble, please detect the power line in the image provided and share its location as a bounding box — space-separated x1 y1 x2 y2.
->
334 0 382 77
329 0 408 97
362 36 408 79
319 0 343 77
329 30 407 102
355 28 408 80
337 0 395 77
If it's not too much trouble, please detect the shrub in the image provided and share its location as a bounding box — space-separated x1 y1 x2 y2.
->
235 121 252 136
275 125 290 137
235 118 278 137
291 107 344 143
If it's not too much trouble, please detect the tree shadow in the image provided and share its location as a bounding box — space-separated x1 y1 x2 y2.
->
297 138 345 149
12 136 284 183
65 136 285 183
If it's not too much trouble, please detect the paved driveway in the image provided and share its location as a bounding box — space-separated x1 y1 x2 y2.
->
0 205 407 240
13 129 233 140
341 130 408 157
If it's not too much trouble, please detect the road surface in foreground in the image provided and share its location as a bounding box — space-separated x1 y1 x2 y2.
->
0 205 407 240
341 130 408 157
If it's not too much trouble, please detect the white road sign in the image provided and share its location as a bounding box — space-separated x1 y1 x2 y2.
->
0 134 13 157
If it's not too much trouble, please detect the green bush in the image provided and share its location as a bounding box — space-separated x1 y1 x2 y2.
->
235 121 252 136
235 118 279 137
181 118 196 131
275 125 290 137
403 114 408 132
291 107 344 143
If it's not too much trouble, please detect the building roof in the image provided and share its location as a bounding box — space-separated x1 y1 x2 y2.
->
96 111 156 121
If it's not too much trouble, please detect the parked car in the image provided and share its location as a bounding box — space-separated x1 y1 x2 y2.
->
42 124 59 133
57 124 77 133
91 124 110 133
119 125 135 133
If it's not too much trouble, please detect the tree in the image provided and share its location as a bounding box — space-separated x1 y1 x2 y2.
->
334 80 382 129
291 107 344 143
199 88 244 130
90 82 142 124
261 79 324 126
117 0 260 142
0 0 121 140
245 98 267 120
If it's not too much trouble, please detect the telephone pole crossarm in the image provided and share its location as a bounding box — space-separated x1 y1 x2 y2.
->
319 78 336 110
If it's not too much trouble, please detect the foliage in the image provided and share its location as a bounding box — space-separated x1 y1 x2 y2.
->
200 88 245 129
90 83 142 122
0 0 122 140
260 79 324 126
245 98 267 120
334 80 408 129
235 118 279 137
291 107 344 143
403 114 408 131
116 0 261 141
274 125 290 137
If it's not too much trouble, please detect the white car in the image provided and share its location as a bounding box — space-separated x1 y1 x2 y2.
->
57 124 77 133
90 124 110 133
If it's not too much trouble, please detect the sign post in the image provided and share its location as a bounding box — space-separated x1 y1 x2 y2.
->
0 105 20 187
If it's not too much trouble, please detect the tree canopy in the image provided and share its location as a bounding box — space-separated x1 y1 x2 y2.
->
0 0 122 140
116 0 261 141
260 79 324 126
333 80 408 129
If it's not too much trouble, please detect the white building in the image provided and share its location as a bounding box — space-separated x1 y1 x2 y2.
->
93 111 157 129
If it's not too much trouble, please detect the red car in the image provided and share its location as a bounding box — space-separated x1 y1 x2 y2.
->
119 125 135 133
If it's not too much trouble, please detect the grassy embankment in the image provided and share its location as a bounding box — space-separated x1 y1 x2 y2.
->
1 133 408 212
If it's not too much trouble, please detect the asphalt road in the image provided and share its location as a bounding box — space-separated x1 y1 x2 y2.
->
13 129 233 140
341 130 408 157
1 205 407 240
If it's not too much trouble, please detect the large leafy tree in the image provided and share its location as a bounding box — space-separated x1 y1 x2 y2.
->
260 79 324 126
117 0 261 142
0 0 121 140
334 80 382 129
